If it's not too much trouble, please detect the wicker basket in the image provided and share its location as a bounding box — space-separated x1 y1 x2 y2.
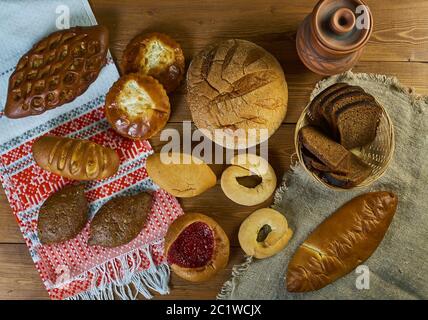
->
295 100 395 191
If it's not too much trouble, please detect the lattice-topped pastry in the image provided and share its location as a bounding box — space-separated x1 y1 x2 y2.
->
5 25 109 119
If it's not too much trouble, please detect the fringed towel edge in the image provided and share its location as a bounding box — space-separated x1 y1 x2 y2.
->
64 243 170 300
216 255 253 300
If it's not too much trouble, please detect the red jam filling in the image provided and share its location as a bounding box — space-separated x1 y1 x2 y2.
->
168 222 214 268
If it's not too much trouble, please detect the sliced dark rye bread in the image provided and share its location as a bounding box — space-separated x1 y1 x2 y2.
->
301 147 331 173
335 100 382 149
299 126 350 170
307 83 348 127
320 85 365 127
301 146 351 174
300 125 372 188
324 90 375 133
322 154 372 188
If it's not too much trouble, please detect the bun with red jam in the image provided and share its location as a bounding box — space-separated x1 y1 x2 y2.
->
165 213 230 282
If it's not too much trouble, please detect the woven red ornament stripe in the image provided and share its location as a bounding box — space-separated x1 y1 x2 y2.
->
0 96 183 300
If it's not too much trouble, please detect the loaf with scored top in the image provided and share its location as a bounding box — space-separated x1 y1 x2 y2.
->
32 135 120 180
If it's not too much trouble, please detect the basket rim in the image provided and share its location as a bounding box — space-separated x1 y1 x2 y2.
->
294 97 395 191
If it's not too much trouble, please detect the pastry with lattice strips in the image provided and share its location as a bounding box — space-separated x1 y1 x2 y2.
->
5 25 109 119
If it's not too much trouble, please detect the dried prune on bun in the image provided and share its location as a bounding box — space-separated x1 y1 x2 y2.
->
105 73 170 140
238 208 292 259
122 32 185 93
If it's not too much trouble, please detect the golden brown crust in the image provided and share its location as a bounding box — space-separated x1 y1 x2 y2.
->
146 152 217 198
121 32 185 93
238 208 293 259
5 25 109 119
105 73 170 140
187 39 288 149
165 213 230 282
286 191 398 292
32 135 120 180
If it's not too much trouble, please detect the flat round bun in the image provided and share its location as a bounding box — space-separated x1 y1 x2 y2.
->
122 32 185 93
238 208 293 259
221 154 277 206
187 39 288 149
105 73 170 140
165 213 230 282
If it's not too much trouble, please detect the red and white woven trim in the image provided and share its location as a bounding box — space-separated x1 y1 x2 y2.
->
0 99 184 300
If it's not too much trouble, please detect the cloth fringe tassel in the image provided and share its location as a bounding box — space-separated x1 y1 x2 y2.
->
66 244 170 300
216 255 253 300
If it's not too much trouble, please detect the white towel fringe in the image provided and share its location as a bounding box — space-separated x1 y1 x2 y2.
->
65 244 170 300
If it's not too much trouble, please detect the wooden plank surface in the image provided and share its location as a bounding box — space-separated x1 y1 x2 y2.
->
0 0 427 300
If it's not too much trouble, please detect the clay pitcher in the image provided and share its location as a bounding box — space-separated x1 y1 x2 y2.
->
296 0 373 76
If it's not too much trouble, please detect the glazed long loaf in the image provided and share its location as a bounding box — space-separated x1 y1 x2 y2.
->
286 191 398 292
32 136 120 180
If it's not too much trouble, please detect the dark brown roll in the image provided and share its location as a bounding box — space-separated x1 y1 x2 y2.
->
5 25 109 119
286 191 398 292
32 135 120 181
89 192 152 247
104 73 170 140
38 184 88 245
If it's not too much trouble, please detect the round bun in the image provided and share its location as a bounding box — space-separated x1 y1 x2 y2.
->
238 208 293 259
105 73 170 140
122 32 185 93
221 154 277 206
165 213 230 282
187 39 288 149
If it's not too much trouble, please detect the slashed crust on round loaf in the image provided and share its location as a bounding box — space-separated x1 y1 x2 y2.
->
187 39 288 149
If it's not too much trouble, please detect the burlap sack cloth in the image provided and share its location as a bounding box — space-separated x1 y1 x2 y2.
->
218 71 428 300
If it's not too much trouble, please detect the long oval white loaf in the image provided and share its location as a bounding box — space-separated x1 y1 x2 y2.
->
286 191 398 292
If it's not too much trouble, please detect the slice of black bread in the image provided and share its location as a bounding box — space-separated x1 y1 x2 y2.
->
325 90 375 134
307 83 348 127
302 147 331 172
335 100 382 149
320 85 365 127
299 126 350 170
322 154 372 188
301 146 352 174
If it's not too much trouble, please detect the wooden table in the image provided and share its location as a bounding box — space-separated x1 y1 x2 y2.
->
0 0 427 300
